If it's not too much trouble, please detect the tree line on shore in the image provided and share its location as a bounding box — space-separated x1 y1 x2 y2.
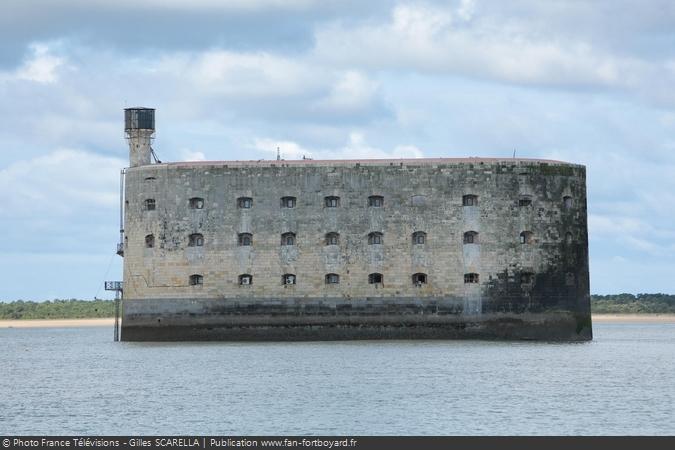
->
0 294 674 319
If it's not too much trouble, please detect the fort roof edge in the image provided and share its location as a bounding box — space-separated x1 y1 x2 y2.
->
156 157 582 169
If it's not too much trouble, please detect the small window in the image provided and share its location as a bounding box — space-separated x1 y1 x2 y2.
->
368 195 384 207
325 273 340 284
189 274 203 286
144 199 156 211
145 234 155 248
188 233 204 247
521 272 534 285
563 196 574 209
463 231 478 244
519 195 532 207
238 233 252 246
411 195 426 207
325 196 340 208
368 232 383 245
565 272 575 286
464 273 479 284
189 197 204 209
282 274 296 285
239 274 253 285
462 195 477 206
238 197 252 209
412 231 426 245
325 232 339 246
281 232 296 246
412 273 427 286
520 231 534 244
565 232 573 244
281 196 296 208
368 273 383 284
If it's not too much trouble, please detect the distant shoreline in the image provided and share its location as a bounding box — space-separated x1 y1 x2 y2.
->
1 314 675 329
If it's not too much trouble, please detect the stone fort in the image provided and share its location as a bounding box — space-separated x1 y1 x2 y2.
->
119 108 592 341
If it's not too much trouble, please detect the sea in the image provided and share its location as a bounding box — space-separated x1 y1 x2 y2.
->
1 323 673 435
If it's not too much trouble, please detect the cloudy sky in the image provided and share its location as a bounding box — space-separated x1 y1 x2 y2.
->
1 0 674 300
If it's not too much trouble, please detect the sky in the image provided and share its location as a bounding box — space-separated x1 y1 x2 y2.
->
1 0 674 300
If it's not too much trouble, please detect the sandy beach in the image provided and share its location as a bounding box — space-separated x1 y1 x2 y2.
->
1 314 675 328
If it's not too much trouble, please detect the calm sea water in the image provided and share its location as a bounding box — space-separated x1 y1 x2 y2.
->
1 323 674 435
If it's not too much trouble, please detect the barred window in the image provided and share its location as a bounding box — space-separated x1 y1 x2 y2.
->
520 231 534 244
368 273 383 284
325 273 340 284
282 274 296 285
325 232 339 246
145 234 155 248
368 232 383 245
281 196 296 208
189 274 203 286
189 197 204 209
188 233 204 247
239 274 252 285
238 233 252 246
412 231 426 245
325 196 340 208
462 195 477 206
464 273 479 284
144 199 156 210
519 195 532 207
368 195 384 207
412 273 427 286
238 197 253 209
281 232 296 246
463 231 478 244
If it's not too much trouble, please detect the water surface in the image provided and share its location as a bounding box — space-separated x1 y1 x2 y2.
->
1 323 673 435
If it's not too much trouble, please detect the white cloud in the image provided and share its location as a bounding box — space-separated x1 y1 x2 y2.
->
252 132 424 160
179 149 207 161
0 149 123 218
313 3 652 89
1 44 65 84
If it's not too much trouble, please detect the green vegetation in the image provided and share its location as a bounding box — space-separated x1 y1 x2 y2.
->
0 299 115 319
591 294 675 314
0 294 674 319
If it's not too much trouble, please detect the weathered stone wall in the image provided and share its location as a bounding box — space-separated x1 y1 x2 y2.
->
121 158 591 341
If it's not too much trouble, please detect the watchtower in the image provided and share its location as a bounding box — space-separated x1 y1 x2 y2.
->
124 107 155 167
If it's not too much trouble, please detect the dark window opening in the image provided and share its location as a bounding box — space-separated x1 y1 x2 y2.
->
520 231 534 244
238 233 252 246
368 195 384 207
565 232 573 244
563 196 574 209
412 273 427 286
325 273 340 284
281 232 296 246
519 195 532 207
239 274 253 285
145 234 154 248
282 274 296 285
368 273 383 284
325 232 339 246
565 272 575 286
368 232 383 245
189 274 203 286
412 231 426 245
520 272 534 285
188 233 204 247
238 197 252 208
144 199 155 211
464 273 479 284
462 195 478 206
189 197 204 209
325 196 340 207
463 231 478 244
281 196 296 208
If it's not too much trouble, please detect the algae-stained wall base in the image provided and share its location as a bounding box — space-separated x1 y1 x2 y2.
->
119 156 591 342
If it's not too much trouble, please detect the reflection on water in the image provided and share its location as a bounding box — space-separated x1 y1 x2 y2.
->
1 323 674 435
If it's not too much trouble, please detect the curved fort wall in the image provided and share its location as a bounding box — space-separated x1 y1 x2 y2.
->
121 158 591 341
